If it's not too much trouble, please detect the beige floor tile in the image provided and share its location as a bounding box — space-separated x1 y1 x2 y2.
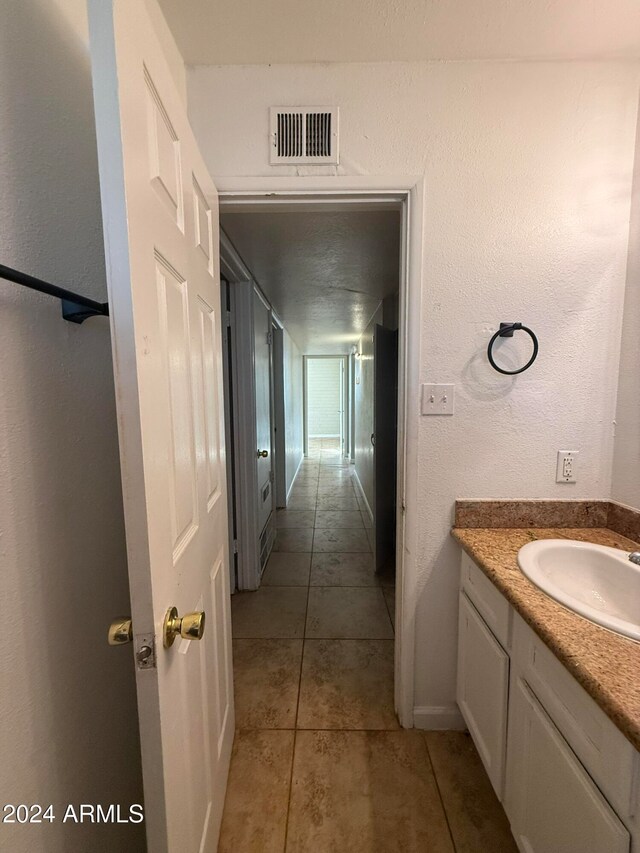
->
233 639 302 728
318 470 354 482
219 730 294 853
297 639 398 730
286 731 454 853
316 494 360 511
293 468 319 479
314 510 364 529
382 586 396 628
262 552 311 586
310 553 378 587
361 509 373 529
232 587 308 638
425 731 518 853
313 528 371 553
285 495 318 511
287 486 319 501
306 587 393 639
276 510 316 529
317 482 357 496
274 528 314 552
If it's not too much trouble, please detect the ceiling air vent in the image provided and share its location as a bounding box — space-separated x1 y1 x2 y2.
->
270 107 339 165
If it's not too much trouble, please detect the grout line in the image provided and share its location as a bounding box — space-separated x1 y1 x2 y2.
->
235 636 394 640
421 733 458 852
282 729 297 852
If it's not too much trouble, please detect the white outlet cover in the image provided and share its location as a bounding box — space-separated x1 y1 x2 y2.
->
556 450 579 483
422 383 455 415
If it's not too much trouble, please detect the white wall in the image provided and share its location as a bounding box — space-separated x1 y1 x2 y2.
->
307 358 342 437
188 60 640 719
354 308 382 516
0 3 144 850
612 98 640 511
283 329 304 494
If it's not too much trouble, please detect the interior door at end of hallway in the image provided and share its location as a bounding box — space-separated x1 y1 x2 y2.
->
253 289 273 537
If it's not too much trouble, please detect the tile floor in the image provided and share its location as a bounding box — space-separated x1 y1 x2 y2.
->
220 438 516 852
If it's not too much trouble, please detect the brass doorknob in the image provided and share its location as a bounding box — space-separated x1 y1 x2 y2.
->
163 607 206 648
257 449 268 458
108 618 133 646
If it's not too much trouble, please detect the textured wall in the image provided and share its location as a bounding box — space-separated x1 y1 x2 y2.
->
612 98 640 511
354 309 382 516
307 358 342 437
284 330 304 494
188 60 640 717
0 3 144 850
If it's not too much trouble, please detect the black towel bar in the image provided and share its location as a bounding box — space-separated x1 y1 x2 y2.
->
0 263 109 324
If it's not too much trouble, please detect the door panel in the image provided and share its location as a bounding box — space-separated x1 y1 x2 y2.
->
253 289 273 537
506 679 630 853
88 2 234 851
373 325 398 573
457 592 509 799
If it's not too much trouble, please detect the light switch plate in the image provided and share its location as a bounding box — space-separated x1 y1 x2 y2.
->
422 383 455 415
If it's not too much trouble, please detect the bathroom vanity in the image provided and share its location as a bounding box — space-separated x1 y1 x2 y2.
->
454 527 640 853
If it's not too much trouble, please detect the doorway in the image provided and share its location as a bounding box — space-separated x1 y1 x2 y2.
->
218 183 419 729
304 355 348 458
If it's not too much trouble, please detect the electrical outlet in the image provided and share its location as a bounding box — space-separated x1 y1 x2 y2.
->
556 450 579 483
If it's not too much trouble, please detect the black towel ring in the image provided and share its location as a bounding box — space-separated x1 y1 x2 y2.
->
487 323 538 375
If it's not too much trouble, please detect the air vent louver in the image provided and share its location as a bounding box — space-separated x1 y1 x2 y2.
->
270 107 339 165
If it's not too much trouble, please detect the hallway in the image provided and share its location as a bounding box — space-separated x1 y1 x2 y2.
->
218 439 516 852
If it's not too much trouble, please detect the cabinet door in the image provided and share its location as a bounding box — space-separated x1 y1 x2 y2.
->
506 678 630 853
457 591 509 798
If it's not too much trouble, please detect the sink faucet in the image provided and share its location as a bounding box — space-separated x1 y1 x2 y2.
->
629 552 640 566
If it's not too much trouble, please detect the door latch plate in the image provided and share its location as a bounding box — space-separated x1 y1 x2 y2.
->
135 633 156 670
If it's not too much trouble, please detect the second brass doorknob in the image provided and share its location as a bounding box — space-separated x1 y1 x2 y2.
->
163 607 206 648
257 449 269 458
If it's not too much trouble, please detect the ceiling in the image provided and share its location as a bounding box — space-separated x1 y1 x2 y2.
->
221 208 401 354
158 0 640 65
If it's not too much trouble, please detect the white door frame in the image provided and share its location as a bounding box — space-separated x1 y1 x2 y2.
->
217 176 423 728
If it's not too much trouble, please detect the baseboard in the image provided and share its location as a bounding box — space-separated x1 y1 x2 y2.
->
413 705 466 731
352 469 374 524
286 453 305 501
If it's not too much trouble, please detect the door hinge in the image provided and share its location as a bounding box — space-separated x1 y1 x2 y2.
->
232 539 239 555
269 469 274 483
225 310 232 328
266 330 273 346
134 632 156 670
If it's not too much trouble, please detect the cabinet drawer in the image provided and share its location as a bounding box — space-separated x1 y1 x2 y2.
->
457 591 509 799
506 676 630 853
460 552 511 650
512 613 639 821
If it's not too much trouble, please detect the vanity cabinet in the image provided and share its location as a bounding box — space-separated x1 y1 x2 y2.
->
456 591 509 798
457 552 640 853
506 676 630 853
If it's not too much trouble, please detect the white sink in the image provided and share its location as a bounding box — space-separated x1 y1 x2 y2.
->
517 539 640 642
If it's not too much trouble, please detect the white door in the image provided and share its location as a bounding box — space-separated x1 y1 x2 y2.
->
253 288 273 537
88 2 234 851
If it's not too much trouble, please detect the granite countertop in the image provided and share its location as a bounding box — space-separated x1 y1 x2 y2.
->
452 526 640 752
